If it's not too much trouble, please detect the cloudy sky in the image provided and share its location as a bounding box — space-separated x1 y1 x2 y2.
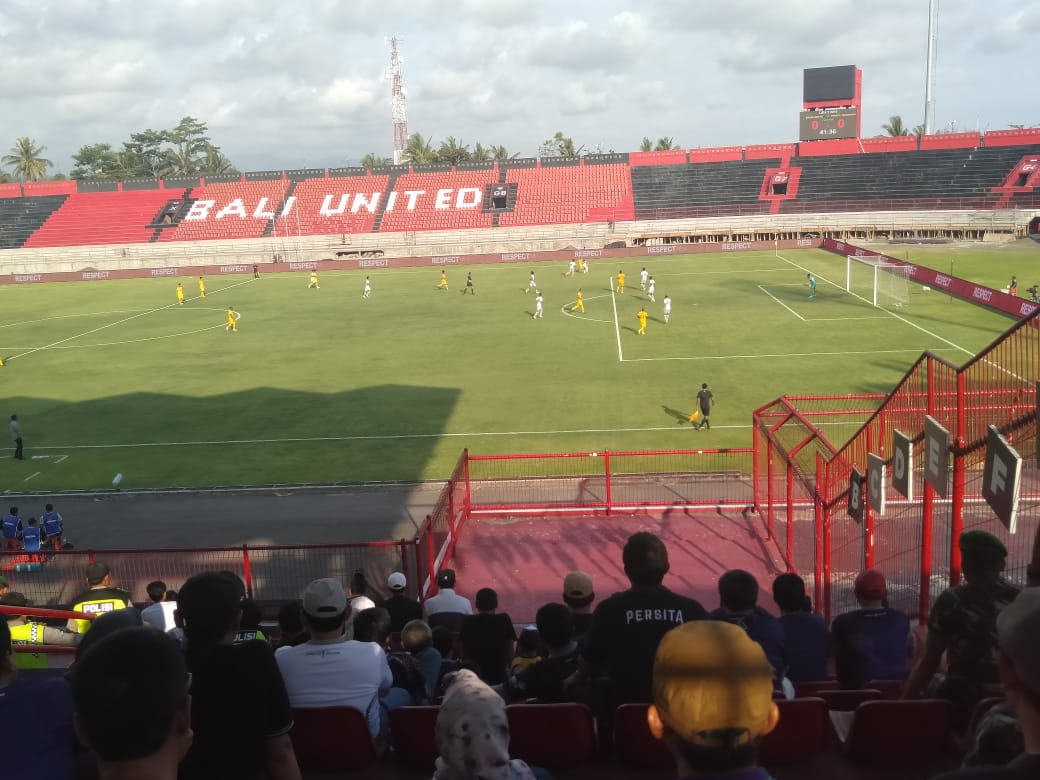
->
1 0 1037 173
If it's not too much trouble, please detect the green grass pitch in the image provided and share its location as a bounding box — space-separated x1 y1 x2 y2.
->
1 244 1035 491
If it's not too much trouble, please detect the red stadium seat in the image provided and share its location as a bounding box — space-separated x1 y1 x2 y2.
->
792 679 840 698
864 679 905 699
759 697 829 766
289 706 380 771
506 703 597 769
957 696 1007 751
831 699 954 766
389 705 440 769
817 688 884 711
611 703 673 769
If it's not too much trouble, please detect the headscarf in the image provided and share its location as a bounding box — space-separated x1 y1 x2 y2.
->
432 669 536 780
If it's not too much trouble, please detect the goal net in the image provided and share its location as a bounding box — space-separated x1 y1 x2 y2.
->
846 254 913 307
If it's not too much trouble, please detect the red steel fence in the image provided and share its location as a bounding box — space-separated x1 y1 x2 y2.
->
754 258 1040 623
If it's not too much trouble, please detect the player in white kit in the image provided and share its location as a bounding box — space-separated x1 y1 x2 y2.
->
640 267 648 290
566 259 576 276
526 271 537 294
533 292 544 318
663 294 672 323
647 276 656 302
363 276 371 298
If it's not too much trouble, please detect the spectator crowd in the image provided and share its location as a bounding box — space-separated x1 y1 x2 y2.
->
1 526 1039 780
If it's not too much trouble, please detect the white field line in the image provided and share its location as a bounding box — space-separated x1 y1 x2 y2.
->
610 277 624 362
1 319 236 351
7 278 256 362
625 347 959 363
775 253 974 356
559 294 613 324
23 472 40 482
758 285 805 321
0 309 153 330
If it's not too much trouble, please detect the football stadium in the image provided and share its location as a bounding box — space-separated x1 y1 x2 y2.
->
1 3 1040 778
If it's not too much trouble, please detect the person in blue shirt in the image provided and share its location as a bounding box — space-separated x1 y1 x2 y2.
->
772 573 829 682
40 504 63 550
711 569 789 695
830 569 911 689
20 517 42 554
1 507 21 552
807 273 817 298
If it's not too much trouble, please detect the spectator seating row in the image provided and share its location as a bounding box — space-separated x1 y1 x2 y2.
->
157 180 292 242
1 143 1036 248
272 175 390 237
0 194 68 249
22 189 184 247
292 697 966 773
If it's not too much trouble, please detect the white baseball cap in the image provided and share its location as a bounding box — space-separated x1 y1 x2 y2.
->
301 578 348 619
387 572 407 591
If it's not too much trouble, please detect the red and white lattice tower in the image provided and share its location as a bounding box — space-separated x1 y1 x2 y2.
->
385 36 408 165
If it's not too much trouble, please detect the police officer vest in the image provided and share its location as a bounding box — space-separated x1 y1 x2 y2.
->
9 622 47 669
233 628 268 644
71 592 131 633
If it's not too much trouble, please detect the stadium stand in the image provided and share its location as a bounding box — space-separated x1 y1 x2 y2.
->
498 162 633 226
379 170 496 232
22 189 183 247
0 195 68 249
272 174 390 237
630 158 777 219
158 180 291 241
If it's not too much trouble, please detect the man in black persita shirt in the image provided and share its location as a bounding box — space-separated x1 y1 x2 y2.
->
177 572 300 780
459 587 516 686
578 532 708 704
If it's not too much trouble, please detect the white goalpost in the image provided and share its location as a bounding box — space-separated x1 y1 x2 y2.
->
846 254 913 307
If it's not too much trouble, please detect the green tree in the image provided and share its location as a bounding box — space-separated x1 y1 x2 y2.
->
200 145 237 175
488 145 517 162
124 129 170 178
654 137 677 150
437 136 471 166
639 137 653 152
539 131 583 158
403 133 438 165
471 143 491 162
71 143 117 179
882 115 911 136
2 137 53 185
360 153 392 169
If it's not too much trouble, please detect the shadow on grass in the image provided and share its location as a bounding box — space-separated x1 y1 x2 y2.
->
662 405 691 425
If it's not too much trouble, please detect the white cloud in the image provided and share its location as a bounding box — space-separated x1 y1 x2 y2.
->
0 0 1036 173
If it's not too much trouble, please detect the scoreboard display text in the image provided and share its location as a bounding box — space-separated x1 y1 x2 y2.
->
799 108 858 141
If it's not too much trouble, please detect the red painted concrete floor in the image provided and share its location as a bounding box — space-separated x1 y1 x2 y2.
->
447 509 789 623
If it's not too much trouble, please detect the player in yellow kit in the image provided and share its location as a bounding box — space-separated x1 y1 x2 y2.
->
176 283 184 305
437 271 448 291
571 288 585 313
637 306 648 335
616 270 625 294
198 276 206 298
226 306 237 332
308 271 319 289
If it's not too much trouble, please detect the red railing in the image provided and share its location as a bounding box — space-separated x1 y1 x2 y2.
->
755 245 1040 622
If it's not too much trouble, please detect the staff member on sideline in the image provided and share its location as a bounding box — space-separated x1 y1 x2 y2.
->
10 414 23 460
67 563 135 633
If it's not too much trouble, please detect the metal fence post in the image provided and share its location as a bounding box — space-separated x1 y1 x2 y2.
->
603 451 612 515
241 545 254 599
463 448 471 514
950 371 966 587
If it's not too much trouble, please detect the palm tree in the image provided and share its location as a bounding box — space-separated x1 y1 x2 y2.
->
2 137 53 189
162 144 197 177
201 145 237 175
639 137 653 152
360 153 392 169
882 116 911 136
471 143 491 163
655 137 677 151
437 136 471 166
488 145 517 162
403 133 438 166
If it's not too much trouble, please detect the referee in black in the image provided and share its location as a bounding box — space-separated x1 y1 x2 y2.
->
694 384 714 430
10 414 23 460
